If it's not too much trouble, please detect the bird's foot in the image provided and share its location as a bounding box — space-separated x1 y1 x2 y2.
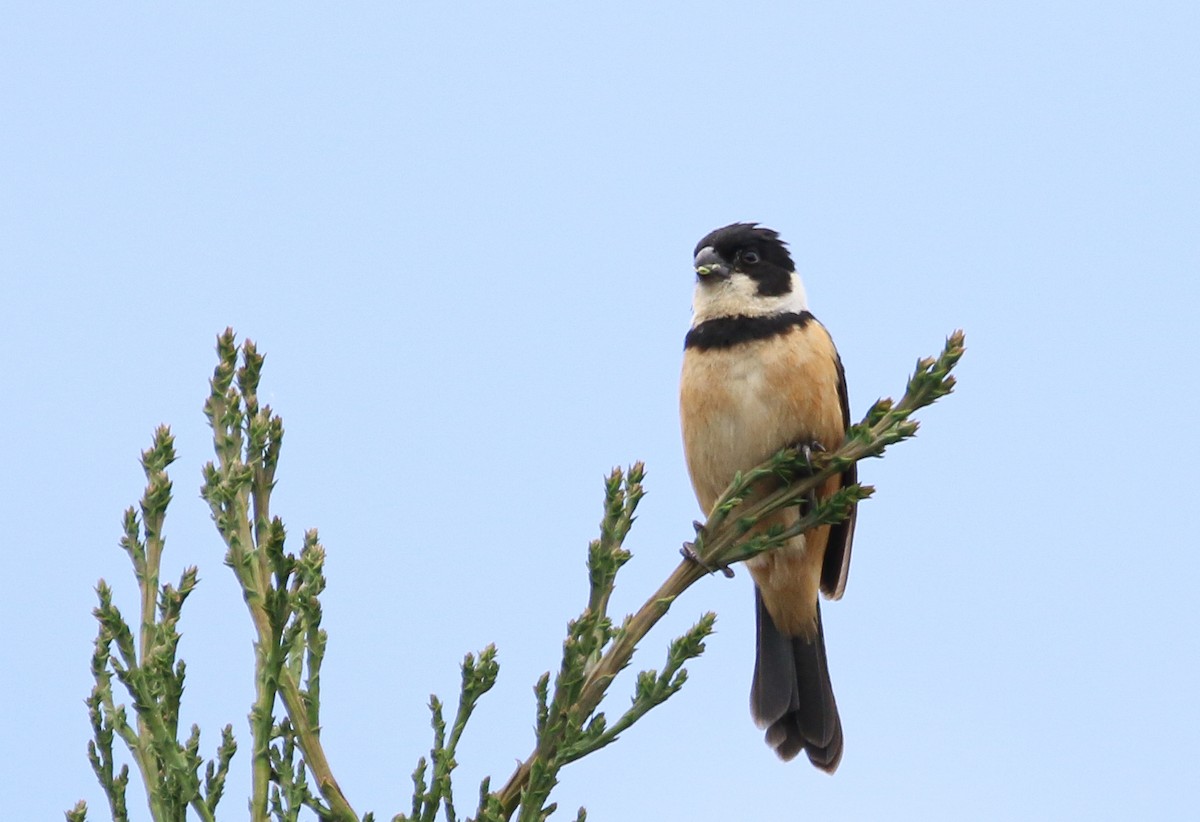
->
794 439 826 472
792 440 827 512
681 522 735 578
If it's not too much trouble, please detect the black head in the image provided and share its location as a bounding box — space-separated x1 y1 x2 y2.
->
692 222 795 297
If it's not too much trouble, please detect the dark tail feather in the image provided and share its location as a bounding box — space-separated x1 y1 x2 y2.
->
751 590 843 772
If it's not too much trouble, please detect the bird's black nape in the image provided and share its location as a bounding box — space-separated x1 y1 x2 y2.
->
694 223 795 297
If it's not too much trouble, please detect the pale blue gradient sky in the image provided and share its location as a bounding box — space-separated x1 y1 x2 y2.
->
3 3 1197 820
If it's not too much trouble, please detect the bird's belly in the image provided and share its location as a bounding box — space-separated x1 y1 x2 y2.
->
680 342 812 514
680 334 845 635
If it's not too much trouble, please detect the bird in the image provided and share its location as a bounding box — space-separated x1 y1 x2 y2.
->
679 222 857 772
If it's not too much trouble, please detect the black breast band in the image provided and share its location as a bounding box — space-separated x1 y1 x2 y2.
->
684 311 814 351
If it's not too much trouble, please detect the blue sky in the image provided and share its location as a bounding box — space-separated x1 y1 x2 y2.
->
3 3 1197 820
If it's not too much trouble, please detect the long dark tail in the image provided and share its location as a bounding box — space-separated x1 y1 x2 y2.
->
750 589 843 772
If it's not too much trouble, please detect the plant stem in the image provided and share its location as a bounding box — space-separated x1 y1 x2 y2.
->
495 556 703 815
277 670 356 819
494 330 964 817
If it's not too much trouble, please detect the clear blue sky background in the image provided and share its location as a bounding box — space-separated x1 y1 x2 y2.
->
3 3 1197 820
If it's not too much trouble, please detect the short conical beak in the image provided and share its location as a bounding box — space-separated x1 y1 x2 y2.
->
693 246 730 280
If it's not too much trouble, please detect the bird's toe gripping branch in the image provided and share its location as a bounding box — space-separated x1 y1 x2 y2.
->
790 439 827 513
681 520 736 578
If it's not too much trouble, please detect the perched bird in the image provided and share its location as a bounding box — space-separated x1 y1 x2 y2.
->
679 223 857 772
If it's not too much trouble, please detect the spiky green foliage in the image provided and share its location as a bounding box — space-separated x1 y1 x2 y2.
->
76 426 236 822
73 328 963 822
489 330 965 818
200 330 354 821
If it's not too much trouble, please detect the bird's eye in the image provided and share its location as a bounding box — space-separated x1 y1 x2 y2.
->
741 250 760 265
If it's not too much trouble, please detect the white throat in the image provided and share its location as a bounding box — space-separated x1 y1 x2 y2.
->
691 271 809 326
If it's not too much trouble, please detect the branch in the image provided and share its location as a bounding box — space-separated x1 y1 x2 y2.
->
201 329 357 821
399 647 500 822
75 326 962 822
74 426 235 821
492 329 965 817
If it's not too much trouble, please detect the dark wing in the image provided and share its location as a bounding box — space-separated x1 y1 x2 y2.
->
820 349 856 600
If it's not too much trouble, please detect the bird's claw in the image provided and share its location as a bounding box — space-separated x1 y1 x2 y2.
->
681 539 735 578
793 440 826 512
796 440 826 470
